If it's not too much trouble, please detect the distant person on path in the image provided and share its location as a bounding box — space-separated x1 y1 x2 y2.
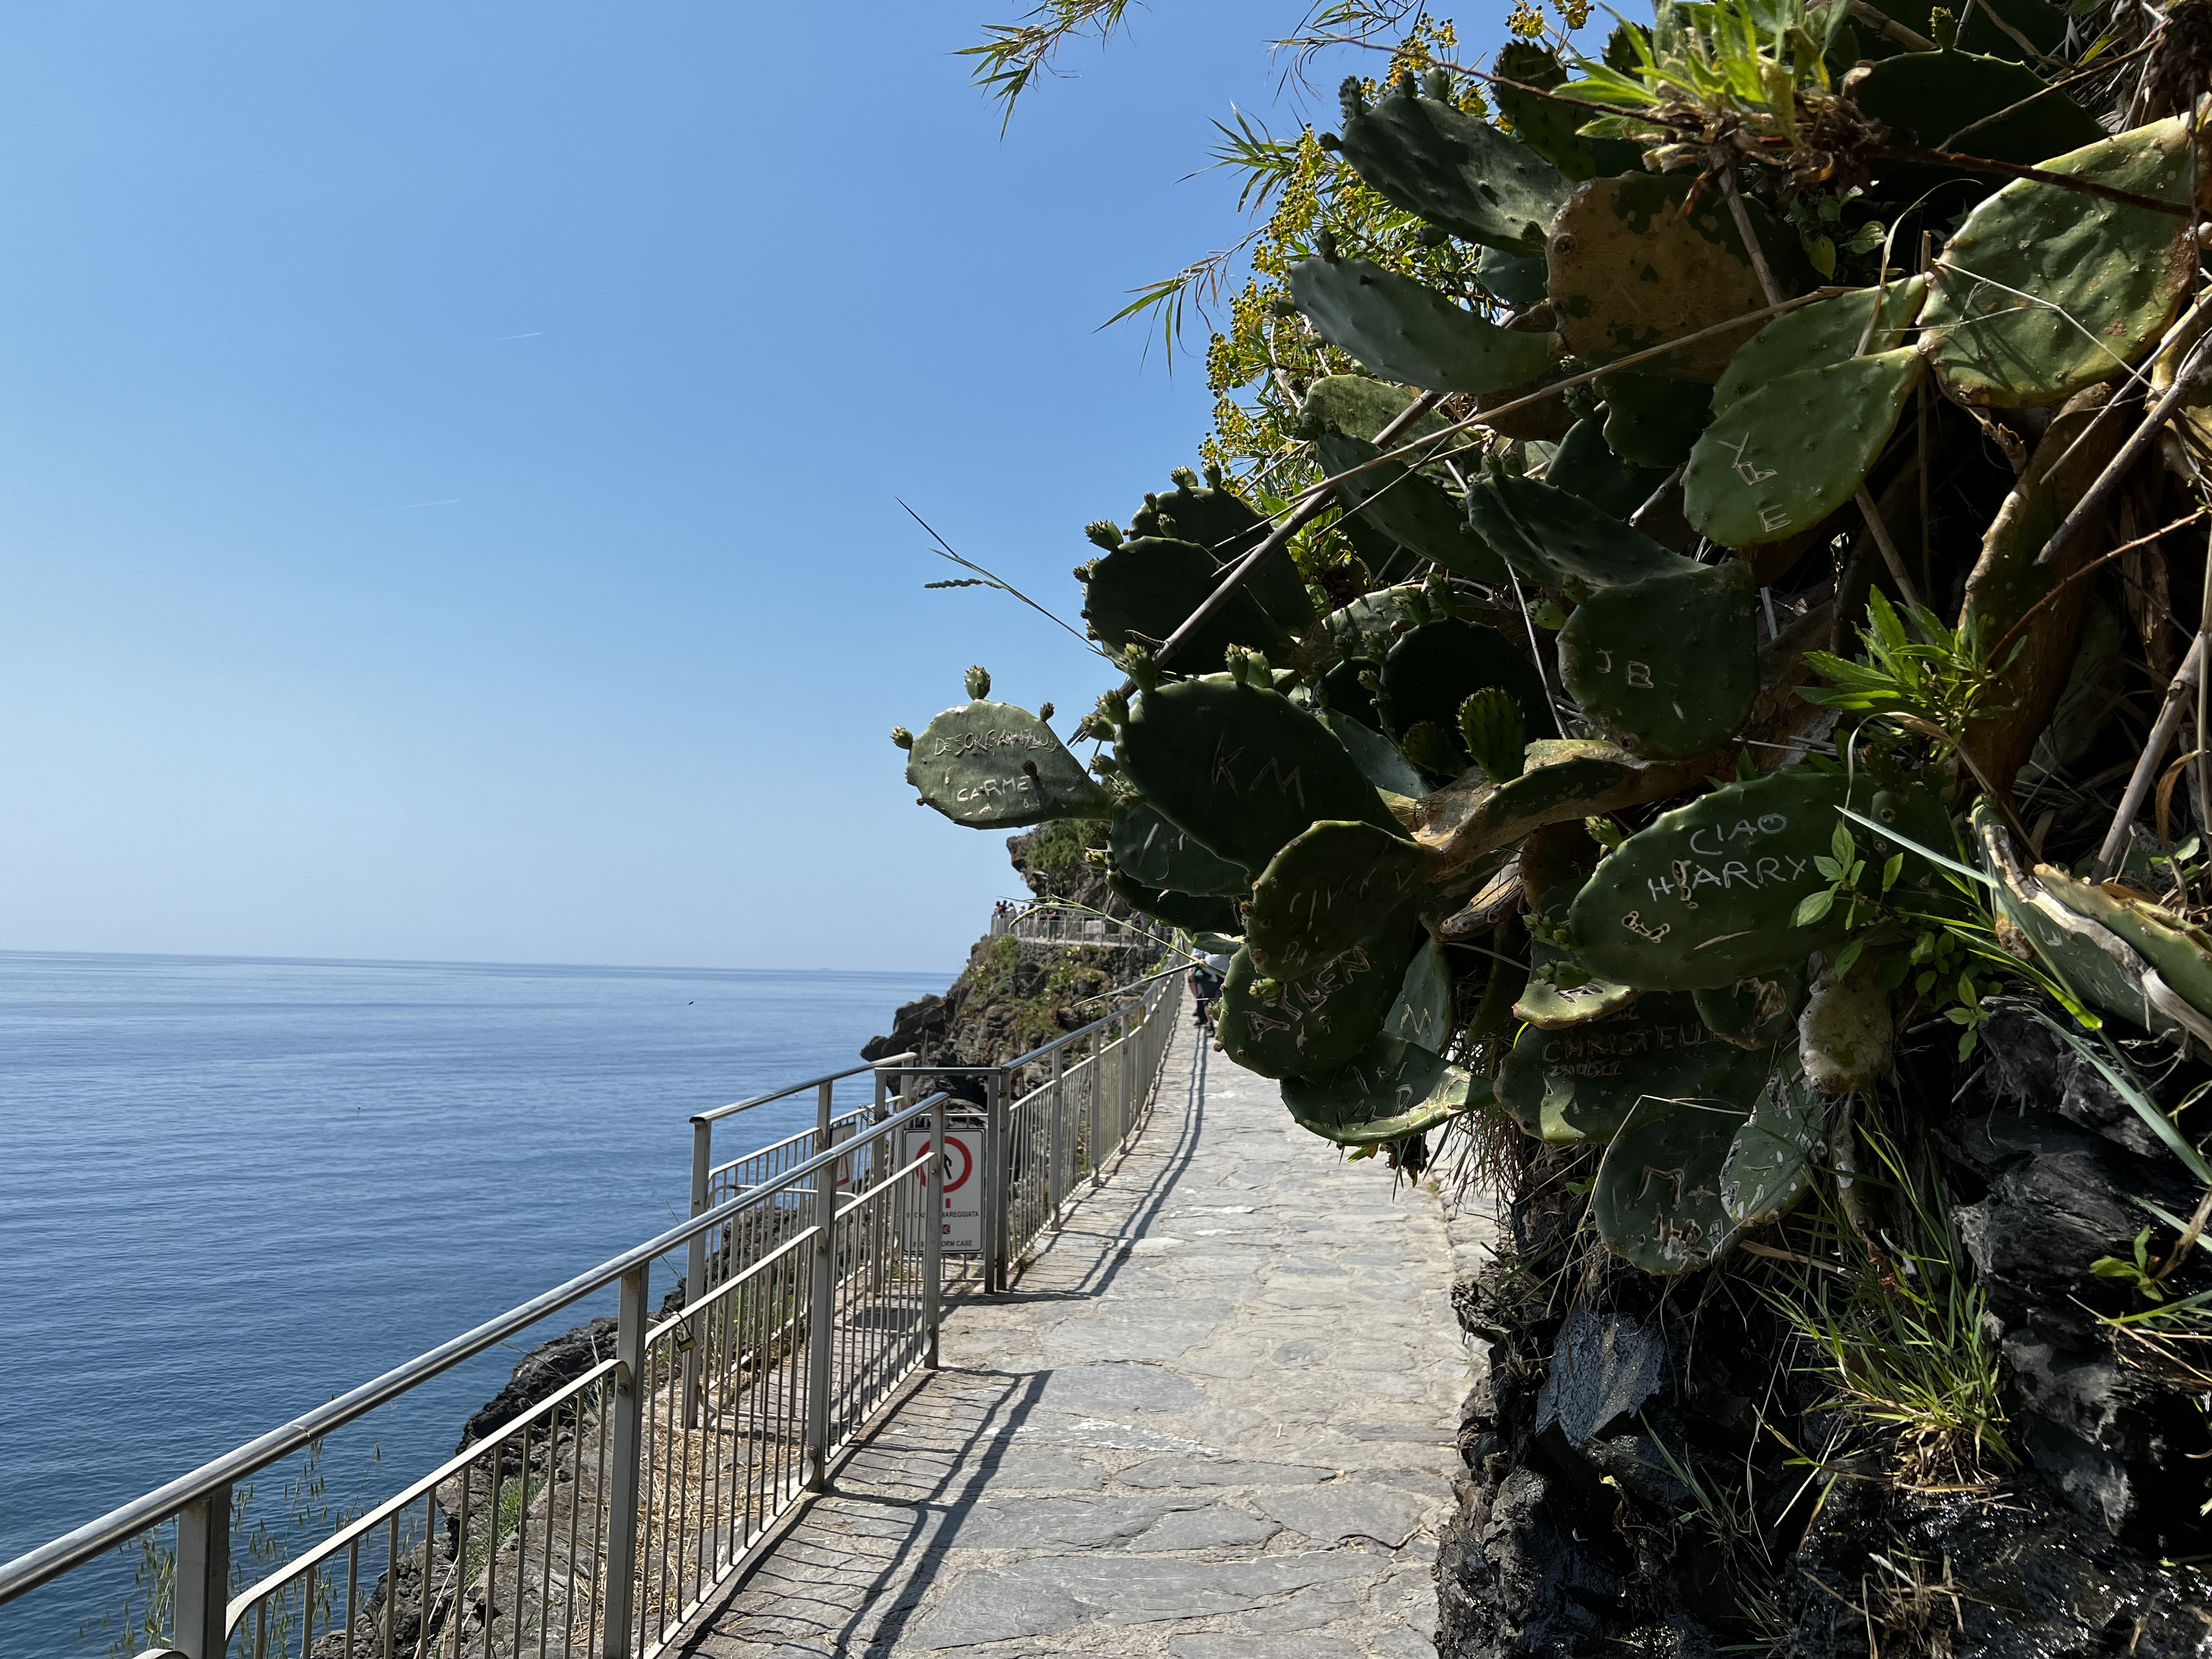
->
1190 952 1229 1033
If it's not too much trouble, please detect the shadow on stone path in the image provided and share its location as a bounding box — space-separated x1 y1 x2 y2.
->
677 1021 1469 1658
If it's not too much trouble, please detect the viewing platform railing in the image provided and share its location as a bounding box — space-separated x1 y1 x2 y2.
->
0 973 1186 1659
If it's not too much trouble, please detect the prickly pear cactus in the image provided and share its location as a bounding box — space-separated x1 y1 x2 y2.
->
897 21 2212 1288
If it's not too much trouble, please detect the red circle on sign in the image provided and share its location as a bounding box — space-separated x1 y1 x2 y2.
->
912 1135 973 1194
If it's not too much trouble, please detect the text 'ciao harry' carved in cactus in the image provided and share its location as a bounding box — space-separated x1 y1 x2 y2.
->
1641 814 1811 904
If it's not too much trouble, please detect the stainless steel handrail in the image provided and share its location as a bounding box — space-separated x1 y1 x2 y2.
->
0 1088 948 1609
693 1058 901 1126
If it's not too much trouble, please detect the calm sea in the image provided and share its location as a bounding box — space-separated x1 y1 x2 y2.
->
0 950 950 1656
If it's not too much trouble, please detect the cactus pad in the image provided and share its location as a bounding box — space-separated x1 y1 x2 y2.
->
1516 874 1642 1028
1548 172 1807 380
1551 416 1671 520
1380 619 1558 765
1557 560 1759 757
1718 1073 1827 1232
1853 49 2106 199
1132 476 1313 629
1475 246 1550 307
1316 707 1429 799
1108 801 1250 897
908 699 1112 827
1082 536 1291 672
1798 951 1895 1093
1589 1046 1790 1272
1387 938 1456 1051
1412 739 1715 886
2044 872 2212 1029
1302 375 1454 448
1289 257 1556 395
1465 474 1700 588
1338 88 1568 254
1709 280 1929 417
1280 1034 1481 1146
1497 990 1740 1141
1105 870 1241 936
1318 432 1511 585
1490 40 1642 181
1245 820 1431 978
1595 372 1713 469
1568 767 1950 989
1218 920 1424 1077
1118 676 1399 872
1694 965 1806 1048
1922 116 2198 406
1458 687 1527 782
1685 348 1927 545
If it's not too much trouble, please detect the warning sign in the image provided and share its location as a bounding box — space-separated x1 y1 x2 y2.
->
903 1125 984 1253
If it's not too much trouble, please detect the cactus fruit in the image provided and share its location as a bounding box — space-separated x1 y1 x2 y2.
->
1320 655 1383 730
1490 40 1642 181
966 665 992 700
1280 1033 1481 1146
1550 416 1670 520
1106 869 1243 936
1557 560 1760 758
1399 721 1462 779
1301 374 1455 449
1458 687 1527 782
1475 246 1550 307
1798 950 1896 1093
1595 372 1713 469
1218 919 1426 1077
1108 801 1250 898
1336 85 1568 254
1517 887 1642 1027
1317 432 1511 585
1389 938 1455 1050
1568 768 1951 989
1379 619 1557 766
1497 990 1739 1141
1922 116 2199 407
890 726 914 750
1245 820 1431 978
1081 536 1292 674
1547 172 1809 381
1589 1047 1799 1273
1708 279 1930 418
1694 965 1806 1048
1117 676 1399 873
907 698 1113 828
1288 257 1556 395
1684 348 1928 545
1131 473 1314 629
1316 707 1430 800
1465 474 1700 589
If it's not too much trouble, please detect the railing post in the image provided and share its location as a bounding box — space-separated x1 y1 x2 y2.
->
985 1069 1008 1294
805 1080 836 1490
1087 1036 1102 1188
682 1117 711 1430
925 1095 946 1369
1048 1046 1065 1232
602 1264 648 1659
1120 1010 1135 1151
172 1486 230 1659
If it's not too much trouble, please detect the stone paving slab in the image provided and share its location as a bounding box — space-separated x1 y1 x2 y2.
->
676 1022 1470 1658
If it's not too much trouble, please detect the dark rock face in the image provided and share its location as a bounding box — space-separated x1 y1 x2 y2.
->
1434 1040 2212 1659
457 1316 617 1452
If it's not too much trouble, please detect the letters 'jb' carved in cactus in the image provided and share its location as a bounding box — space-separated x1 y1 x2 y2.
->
1557 561 1759 758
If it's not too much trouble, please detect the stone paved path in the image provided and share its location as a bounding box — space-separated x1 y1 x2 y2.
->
679 1022 1470 1658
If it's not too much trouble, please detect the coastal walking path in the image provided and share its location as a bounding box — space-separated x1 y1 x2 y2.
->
678 1022 1483 1658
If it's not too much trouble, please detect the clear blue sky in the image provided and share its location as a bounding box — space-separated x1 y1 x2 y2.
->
0 4 1486 973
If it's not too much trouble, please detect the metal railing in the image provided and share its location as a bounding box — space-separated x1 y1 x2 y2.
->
987 899 1159 950
0 979 1186 1659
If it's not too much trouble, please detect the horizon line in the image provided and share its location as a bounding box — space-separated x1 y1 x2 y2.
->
0 945 960 980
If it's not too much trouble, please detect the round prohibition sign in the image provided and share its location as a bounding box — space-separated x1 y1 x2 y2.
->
911 1134 974 1195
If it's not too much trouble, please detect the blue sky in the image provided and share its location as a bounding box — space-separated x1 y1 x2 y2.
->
0 4 1485 973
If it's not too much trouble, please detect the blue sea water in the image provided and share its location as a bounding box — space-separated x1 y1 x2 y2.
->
0 950 950 1657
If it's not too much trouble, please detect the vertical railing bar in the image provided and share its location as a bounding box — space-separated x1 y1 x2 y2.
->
601 1266 646 1659
804 1073 836 1493
448 1444 470 1659
684 1118 711 1429
925 1093 945 1371
174 1487 230 1659
345 1536 359 1659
